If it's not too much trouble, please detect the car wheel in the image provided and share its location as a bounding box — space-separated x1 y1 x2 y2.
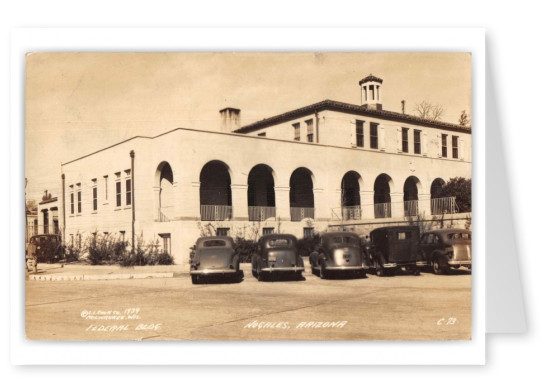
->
257 267 263 281
295 271 302 281
376 255 387 277
191 275 199 284
319 264 326 279
432 257 443 275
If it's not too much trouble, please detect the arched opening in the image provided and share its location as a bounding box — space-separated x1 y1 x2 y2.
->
200 160 232 221
156 162 174 221
289 167 315 221
430 178 454 214
248 164 275 221
374 174 392 218
341 171 362 220
403 176 420 216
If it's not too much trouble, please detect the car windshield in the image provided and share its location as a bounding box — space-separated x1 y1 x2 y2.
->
267 239 291 248
202 239 229 248
447 232 471 241
328 236 358 245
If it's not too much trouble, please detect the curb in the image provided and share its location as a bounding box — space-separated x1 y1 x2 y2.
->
29 272 174 281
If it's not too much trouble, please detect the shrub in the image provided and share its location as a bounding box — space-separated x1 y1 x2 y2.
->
64 245 82 263
234 237 257 263
297 234 321 257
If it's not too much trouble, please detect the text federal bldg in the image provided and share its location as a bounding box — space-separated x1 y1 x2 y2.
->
60 74 471 265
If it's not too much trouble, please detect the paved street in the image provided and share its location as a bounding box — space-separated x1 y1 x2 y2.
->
25 265 471 341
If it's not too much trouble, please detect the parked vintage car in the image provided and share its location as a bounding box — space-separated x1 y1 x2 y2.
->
189 236 243 284
309 231 367 279
251 234 304 281
419 229 472 274
368 226 423 276
26 234 65 271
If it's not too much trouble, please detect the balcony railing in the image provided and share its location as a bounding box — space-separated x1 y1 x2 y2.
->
290 207 315 222
341 206 362 221
248 206 276 221
404 200 419 217
431 196 458 215
200 205 233 221
374 202 392 218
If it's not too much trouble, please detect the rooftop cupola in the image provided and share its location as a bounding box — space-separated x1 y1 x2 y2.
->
359 74 383 110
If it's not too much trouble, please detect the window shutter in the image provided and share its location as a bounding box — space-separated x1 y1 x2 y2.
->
379 124 385 151
422 130 427 156
350 120 356 147
437 133 442 157
396 127 402 152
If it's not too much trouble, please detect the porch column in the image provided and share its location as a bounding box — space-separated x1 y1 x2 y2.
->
231 184 248 221
418 194 431 217
274 186 291 221
362 190 375 220
313 188 328 220
390 192 404 218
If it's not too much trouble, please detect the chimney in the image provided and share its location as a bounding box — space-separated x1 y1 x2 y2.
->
219 107 241 133
401 100 406 114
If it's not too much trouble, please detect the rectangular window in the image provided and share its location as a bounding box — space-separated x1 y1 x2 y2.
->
70 192 74 215
77 190 82 214
370 122 378 149
402 127 409 153
125 178 132 206
304 227 314 239
414 130 421 154
263 227 274 236
306 119 314 143
158 234 171 254
104 175 108 200
116 181 122 207
452 136 459 159
92 186 97 211
216 228 229 236
442 134 448 157
293 123 300 141
356 120 364 147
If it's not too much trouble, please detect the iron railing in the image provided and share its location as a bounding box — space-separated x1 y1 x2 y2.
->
248 206 276 221
374 202 392 218
290 207 315 221
341 206 362 220
431 196 458 215
404 200 419 217
200 205 232 221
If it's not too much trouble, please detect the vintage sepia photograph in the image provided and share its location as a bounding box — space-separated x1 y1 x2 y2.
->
25 52 472 341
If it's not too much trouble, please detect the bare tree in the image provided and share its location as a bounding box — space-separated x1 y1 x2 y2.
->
413 100 445 121
458 110 470 126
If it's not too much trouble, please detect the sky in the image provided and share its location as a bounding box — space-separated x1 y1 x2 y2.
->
25 52 471 203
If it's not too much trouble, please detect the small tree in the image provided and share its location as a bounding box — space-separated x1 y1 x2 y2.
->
413 100 445 121
441 177 471 213
458 110 470 126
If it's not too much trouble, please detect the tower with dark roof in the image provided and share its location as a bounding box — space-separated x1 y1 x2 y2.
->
359 74 383 110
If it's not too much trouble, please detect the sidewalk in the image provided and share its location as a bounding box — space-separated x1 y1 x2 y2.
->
27 262 189 281
27 262 255 281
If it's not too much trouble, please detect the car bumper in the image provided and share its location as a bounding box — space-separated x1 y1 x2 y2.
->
324 265 366 271
447 260 472 266
416 261 427 267
260 266 305 273
190 268 239 275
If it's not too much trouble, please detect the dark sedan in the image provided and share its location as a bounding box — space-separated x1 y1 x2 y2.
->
309 232 367 279
419 229 472 274
368 226 423 276
189 236 243 284
252 234 304 281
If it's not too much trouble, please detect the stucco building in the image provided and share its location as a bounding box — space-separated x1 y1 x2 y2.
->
60 75 471 265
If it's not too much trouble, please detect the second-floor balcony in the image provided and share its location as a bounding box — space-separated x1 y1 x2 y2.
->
404 200 419 217
248 206 276 221
374 202 392 218
430 196 458 215
341 206 362 221
200 205 233 221
290 207 315 222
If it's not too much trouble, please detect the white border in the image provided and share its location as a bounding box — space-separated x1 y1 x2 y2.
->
11 28 485 365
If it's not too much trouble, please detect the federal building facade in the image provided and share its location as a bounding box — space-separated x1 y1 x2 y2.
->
60 75 472 265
